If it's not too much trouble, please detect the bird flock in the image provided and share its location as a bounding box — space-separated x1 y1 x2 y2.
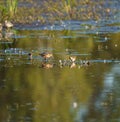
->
28 51 91 69
0 20 91 69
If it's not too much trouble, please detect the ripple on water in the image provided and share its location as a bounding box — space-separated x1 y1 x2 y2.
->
14 19 120 34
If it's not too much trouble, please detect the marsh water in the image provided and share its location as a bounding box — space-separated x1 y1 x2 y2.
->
0 1 120 122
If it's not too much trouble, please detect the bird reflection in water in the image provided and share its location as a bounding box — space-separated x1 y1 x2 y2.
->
41 62 53 69
69 62 76 68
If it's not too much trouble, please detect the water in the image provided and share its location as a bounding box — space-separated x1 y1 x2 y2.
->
0 1 120 122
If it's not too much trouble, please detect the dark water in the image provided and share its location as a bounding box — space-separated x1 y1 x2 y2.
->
0 1 120 122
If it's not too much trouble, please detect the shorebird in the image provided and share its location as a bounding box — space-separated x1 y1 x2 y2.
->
82 60 90 66
69 56 76 62
39 52 53 60
28 53 33 60
59 60 66 68
4 20 13 28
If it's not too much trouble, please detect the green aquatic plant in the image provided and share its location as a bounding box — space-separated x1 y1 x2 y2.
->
64 0 80 19
64 0 71 17
0 0 18 22
0 0 113 24
0 5 8 22
6 0 18 18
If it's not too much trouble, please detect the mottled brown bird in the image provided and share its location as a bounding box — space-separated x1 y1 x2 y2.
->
69 56 76 62
39 52 53 60
4 20 13 28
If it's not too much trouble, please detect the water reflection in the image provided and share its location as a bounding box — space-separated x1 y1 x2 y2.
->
0 9 120 122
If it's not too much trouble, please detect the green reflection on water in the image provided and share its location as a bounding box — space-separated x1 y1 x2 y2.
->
0 29 120 122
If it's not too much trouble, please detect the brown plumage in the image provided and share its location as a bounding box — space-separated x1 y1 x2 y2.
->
69 56 76 62
41 63 53 69
4 20 13 28
39 52 53 60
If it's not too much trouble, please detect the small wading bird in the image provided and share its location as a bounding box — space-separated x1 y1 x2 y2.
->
69 56 76 62
82 60 90 66
28 53 33 60
39 52 53 60
4 20 13 28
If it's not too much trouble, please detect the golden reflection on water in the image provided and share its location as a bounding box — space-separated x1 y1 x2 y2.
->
0 62 115 122
0 29 120 122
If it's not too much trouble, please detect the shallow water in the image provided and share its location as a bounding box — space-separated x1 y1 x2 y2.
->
0 1 120 122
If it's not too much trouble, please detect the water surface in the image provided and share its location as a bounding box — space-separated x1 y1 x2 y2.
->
0 1 120 122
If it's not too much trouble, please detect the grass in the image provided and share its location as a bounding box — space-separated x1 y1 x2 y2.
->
0 0 115 24
6 0 18 18
0 0 18 22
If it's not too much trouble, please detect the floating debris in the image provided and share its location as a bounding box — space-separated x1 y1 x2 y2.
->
72 102 78 108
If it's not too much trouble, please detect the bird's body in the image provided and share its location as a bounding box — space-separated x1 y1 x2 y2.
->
39 52 53 60
82 60 90 66
85 60 90 66
69 56 76 62
4 20 13 28
28 53 32 60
